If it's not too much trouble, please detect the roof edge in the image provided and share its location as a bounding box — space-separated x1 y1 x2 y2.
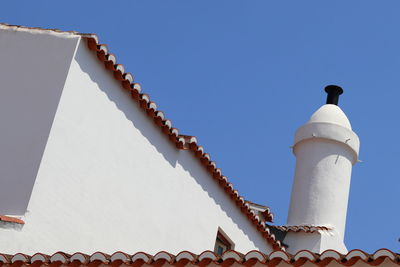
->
0 249 398 266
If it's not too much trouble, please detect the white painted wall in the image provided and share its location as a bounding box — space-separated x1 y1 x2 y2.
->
285 104 360 254
284 229 348 254
0 33 273 255
0 26 79 215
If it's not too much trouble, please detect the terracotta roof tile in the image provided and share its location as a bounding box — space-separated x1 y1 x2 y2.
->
0 249 399 266
269 225 332 233
0 23 279 250
0 215 25 224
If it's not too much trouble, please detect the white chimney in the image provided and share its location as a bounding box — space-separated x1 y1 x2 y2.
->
284 86 360 254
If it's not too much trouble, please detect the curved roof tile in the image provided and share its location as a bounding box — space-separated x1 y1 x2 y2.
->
0 249 398 266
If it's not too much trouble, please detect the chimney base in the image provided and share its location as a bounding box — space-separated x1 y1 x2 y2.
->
283 229 347 254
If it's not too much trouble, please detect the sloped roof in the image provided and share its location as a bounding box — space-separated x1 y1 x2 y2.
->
1 249 399 266
0 23 279 250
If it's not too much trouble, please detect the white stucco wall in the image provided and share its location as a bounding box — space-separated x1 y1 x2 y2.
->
284 230 347 254
0 34 273 255
0 26 79 215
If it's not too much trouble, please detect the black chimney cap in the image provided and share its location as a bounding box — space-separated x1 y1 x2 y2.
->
324 85 343 105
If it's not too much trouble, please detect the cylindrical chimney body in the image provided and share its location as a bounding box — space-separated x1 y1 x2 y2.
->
286 103 360 253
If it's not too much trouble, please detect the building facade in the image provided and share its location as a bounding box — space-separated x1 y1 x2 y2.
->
0 23 397 266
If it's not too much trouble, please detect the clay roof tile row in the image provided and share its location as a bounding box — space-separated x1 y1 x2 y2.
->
0 249 399 266
0 23 278 250
269 225 332 233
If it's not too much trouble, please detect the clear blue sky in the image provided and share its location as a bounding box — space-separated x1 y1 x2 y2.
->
2 0 399 253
